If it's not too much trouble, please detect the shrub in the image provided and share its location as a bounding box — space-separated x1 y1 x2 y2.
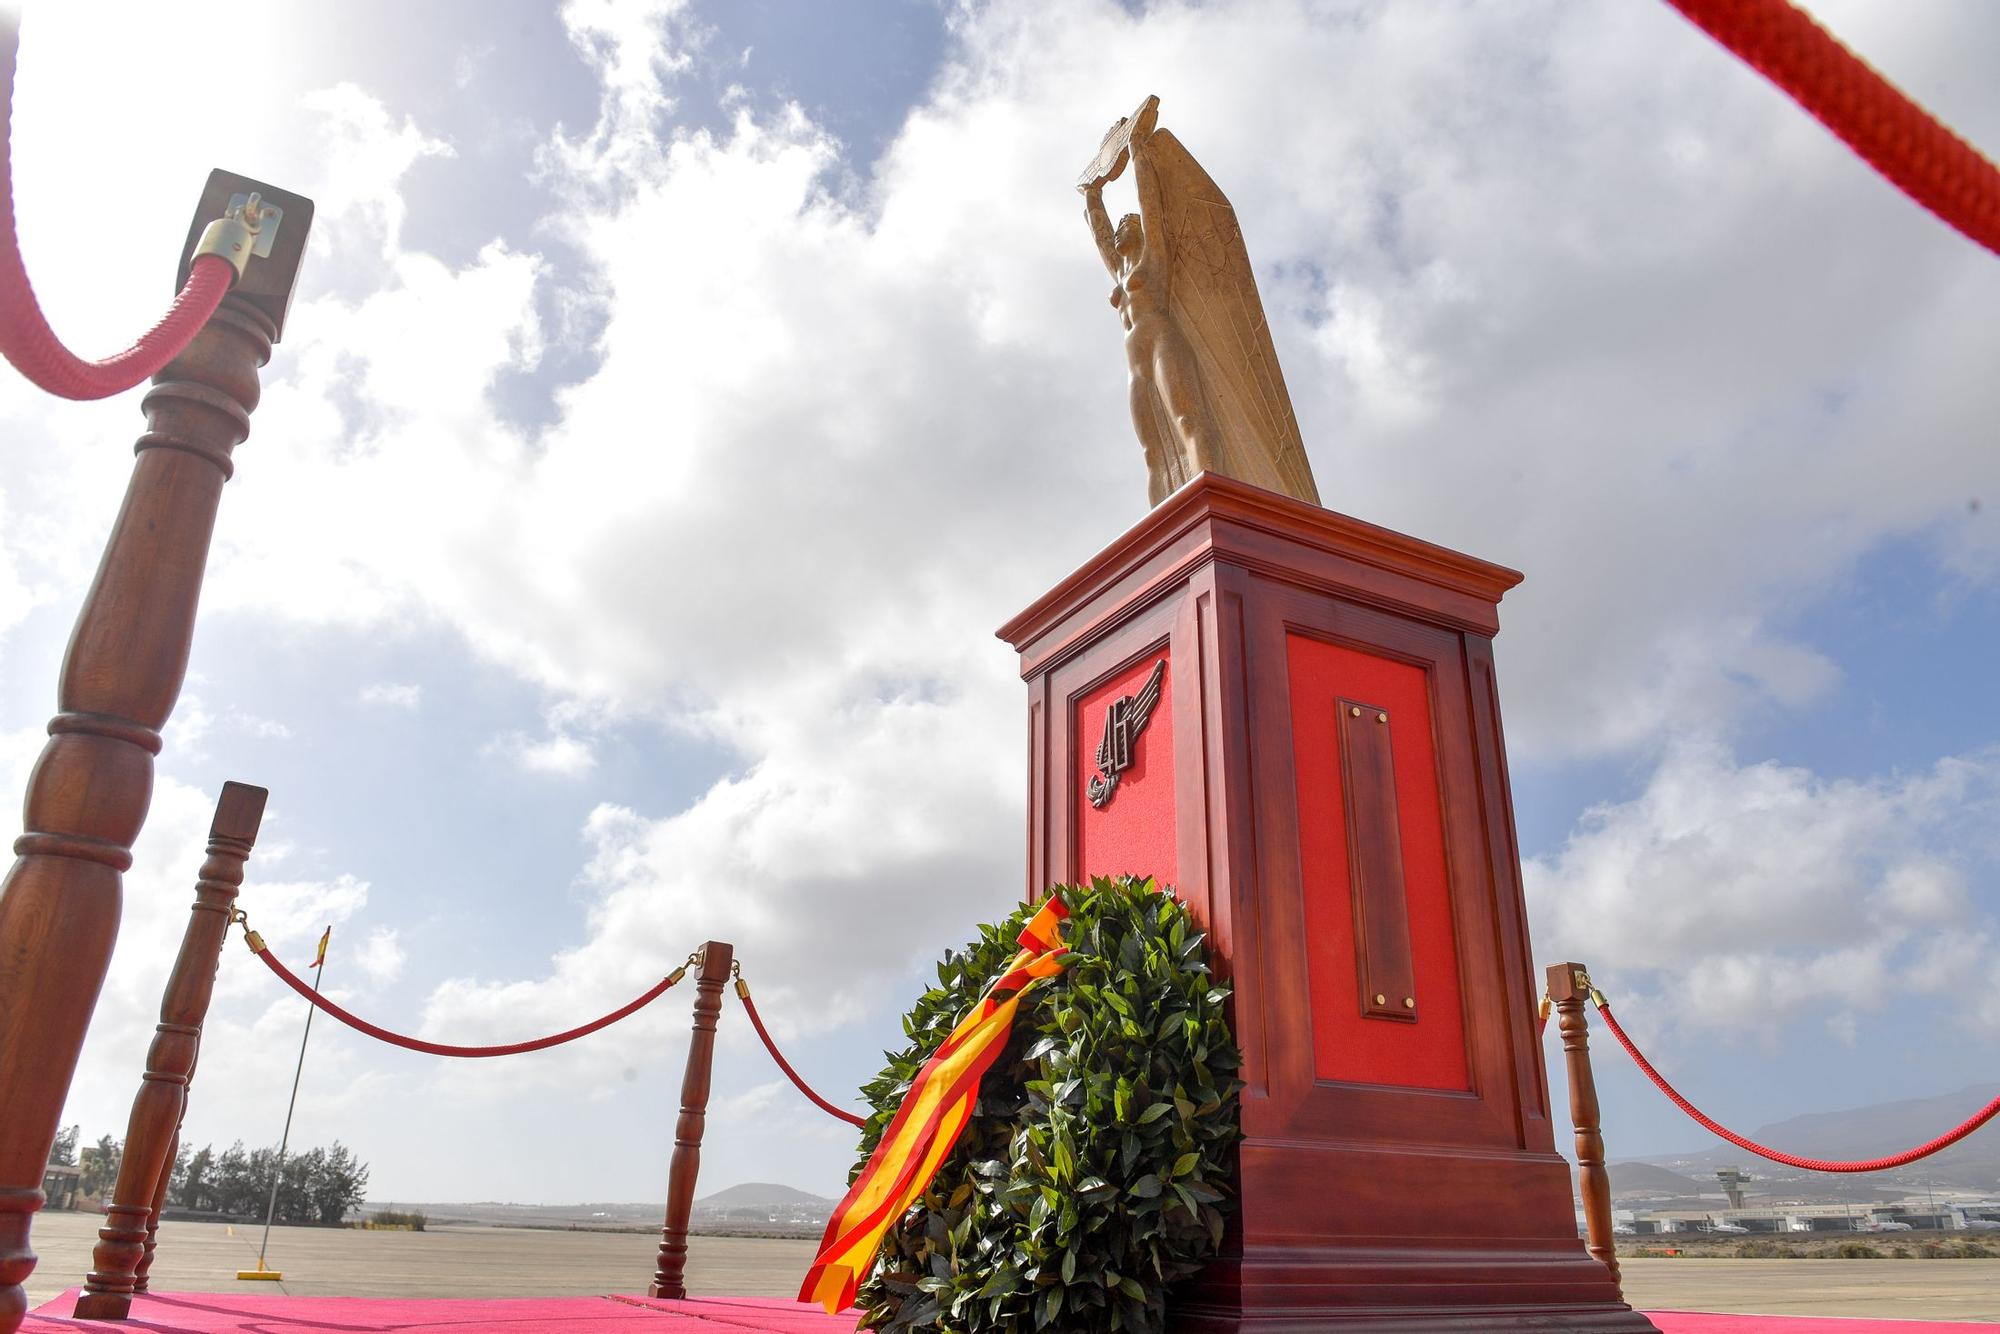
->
854 877 1241 1334
369 1210 427 1231
1832 1242 1882 1259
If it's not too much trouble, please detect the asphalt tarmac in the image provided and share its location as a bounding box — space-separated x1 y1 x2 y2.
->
21 1212 2000 1322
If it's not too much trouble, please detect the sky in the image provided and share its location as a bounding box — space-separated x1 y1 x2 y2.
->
4 0 1997 1209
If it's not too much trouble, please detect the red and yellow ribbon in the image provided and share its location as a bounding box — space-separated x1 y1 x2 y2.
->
799 894 1070 1314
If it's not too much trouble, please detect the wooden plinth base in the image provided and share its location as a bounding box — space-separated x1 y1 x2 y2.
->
1172 1245 1657 1331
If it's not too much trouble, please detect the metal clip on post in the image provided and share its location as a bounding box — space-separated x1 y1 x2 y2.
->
191 192 285 284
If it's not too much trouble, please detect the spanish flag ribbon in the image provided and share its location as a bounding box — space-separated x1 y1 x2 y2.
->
312 926 331 969
799 894 1070 1314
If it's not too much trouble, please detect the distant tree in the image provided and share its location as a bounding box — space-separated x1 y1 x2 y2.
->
165 1139 369 1224
48 1125 79 1169
213 1141 255 1215
170 1144 210 1212
309 1143 368 1224
78 1136 122 1198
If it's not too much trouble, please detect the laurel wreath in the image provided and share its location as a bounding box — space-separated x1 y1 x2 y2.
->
853 876 1242 1334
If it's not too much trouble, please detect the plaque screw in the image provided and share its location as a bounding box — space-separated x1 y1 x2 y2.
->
1377 712 1388 723
1349 706 1361 717
1373 993 1386 1005
1403 997 1415 1008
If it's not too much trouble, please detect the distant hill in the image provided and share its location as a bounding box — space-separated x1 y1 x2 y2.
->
1746 1084 2000 1161
1605 1162 1706 1199
696 1182 834 1209
1632 1083 2000 1194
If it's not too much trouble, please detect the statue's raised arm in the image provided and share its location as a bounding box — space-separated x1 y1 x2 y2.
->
1076 95 1321 509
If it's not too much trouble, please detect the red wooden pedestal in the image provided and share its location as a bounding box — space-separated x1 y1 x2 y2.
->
998 474 1654 1332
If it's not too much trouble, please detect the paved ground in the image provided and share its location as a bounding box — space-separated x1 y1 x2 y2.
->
22 1212 819 1307
1619 1258 2000 1323
24 1212 2000 1322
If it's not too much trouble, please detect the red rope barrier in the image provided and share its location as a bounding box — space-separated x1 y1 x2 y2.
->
0 19 235 399
1596 999 2000 1172
1664 0 2000 257
736 981 867 1128
252 938 685 1058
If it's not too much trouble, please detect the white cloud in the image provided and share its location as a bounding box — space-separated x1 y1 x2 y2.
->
351 926 408 985
162 696 215 756
230 709 294 740
0 488 47 637
1525 738 1999 1040
486 729 597 777
158 696 293 757
542 0 699 193
359 682 423 710
298 82 455 260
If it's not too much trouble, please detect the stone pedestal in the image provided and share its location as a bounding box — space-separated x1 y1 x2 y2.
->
997 474 1654 1331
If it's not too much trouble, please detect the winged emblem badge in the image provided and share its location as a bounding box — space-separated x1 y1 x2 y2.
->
1086 659 1166 809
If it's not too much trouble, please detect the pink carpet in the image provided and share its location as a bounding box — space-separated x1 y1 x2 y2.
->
25 1290 860 1331
1649 1318 1995 1332
23 1292 1997 1332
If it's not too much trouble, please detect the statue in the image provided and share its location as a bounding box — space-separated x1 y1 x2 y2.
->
1079 95 1321 508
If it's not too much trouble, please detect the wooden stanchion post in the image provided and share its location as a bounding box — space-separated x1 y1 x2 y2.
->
0 171 308 1333
649 942 733 1300
1548 961 1621 1286
130 1125 177 1296
75 782 267 1320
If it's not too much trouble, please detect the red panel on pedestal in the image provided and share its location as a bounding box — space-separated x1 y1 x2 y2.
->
1287 633 1468 1092
1074 652 1176 885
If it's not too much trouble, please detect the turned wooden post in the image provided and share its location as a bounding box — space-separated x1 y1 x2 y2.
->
1548 961 1620 1286
129 1125 176 1295
650 941 733 1300
76 782 267 1320
0 172 309 1334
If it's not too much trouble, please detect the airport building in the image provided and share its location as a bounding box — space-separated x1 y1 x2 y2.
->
1598 1199 2000 1235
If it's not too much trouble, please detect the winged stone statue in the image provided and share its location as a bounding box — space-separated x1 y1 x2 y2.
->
1079 95 1321 508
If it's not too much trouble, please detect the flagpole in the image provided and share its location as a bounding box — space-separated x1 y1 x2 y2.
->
242 926 327 1280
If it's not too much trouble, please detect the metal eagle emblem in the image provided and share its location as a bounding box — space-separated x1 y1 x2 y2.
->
1087 659 1166 809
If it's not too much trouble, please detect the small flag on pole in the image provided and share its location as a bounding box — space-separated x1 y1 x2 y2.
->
240 923 332 1282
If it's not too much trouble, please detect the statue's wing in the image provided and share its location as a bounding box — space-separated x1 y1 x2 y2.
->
1147 129 1321 506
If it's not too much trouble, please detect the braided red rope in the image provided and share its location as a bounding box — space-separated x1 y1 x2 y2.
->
253 940 683 1058
1596 999 2000 1172
737 984 867 1128
1664 0 2000 256
0 21 235 399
